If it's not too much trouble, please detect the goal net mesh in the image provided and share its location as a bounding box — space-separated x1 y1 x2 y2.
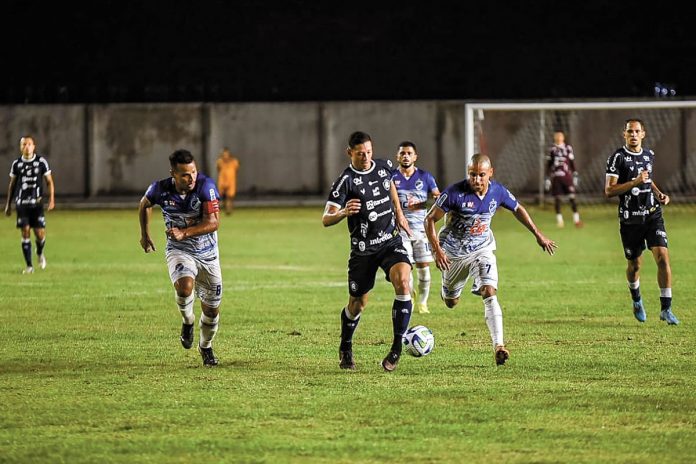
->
467 102 696 207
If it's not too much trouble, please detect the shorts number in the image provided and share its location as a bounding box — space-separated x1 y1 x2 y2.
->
216 285 222 296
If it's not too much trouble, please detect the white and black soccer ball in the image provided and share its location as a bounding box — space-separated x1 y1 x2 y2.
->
402 325 434 357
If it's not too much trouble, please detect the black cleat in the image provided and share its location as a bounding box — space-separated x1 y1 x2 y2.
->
198 344 219 366
180 323 194 349
381 351 401 372
495 345 510 366
339 350 355 370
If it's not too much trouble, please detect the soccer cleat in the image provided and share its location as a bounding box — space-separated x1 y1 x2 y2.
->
180 323 194 349
198 344 219 366
574 221 584 228
381 351 401 372
632 299 646 322
495 345 510 366
339 350 356 370
38 254 46 269
660 309 680 325
22 266 34 274
415 302 430 314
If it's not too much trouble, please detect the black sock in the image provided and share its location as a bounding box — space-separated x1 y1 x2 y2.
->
391 297 413 354
340 308 360 352
660 297 672 311
629 286 641 303
21 239 32 266
36 238 45 256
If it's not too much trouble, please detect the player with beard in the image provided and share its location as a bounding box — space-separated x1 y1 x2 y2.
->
391 141 440 314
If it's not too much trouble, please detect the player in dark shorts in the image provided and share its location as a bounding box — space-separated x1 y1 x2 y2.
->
4 135 55 274
546 130 582 228
604 118 679 325
322 131 414 372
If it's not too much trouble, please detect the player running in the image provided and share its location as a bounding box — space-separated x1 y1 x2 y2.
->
323 131 414 372
138 149 224 366
425 153 556 365
392 141 440 314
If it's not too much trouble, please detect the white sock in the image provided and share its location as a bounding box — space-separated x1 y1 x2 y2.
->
573 212 580 223
483 296 504 347
176 292 195 325
660 288 672 298
417 267 431 305
556 214 564 226
199 312 219 348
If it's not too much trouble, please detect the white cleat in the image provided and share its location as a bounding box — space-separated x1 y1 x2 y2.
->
38 254 46 270
23 266 34 274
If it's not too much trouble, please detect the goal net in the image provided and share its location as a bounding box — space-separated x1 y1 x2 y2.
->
464 101 696 206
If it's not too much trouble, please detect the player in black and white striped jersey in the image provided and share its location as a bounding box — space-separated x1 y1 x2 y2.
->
4 135 55 274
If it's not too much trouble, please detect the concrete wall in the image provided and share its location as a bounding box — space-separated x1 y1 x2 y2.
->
1 101 693 202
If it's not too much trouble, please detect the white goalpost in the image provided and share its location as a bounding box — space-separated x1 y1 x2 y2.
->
464 100 696 205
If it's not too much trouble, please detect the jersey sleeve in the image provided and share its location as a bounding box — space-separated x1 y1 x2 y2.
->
433 187 452 213
9 160 18 178
606 151 621 178
426 172 439 192
200 177 221 214
499 185 519 211
40 157 51 176
327 173 350 207
144 181 159 204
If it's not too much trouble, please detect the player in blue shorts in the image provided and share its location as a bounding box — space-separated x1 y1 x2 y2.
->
425 153 556 365
604 118 679 325
392 141 440 314
138 149 224 366
323 131 414 372
4 135 55 274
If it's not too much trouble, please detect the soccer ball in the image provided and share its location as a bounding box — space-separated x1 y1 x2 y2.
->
402 325 435 357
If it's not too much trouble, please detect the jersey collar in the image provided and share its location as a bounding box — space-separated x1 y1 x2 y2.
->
349 160 376 175
622 145 644 156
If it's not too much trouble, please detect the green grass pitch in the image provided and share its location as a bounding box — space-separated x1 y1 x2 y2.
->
1 205 694 463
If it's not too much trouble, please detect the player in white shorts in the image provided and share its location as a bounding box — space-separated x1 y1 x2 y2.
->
425 154 556 365
392 141 440 313
139 149 223 367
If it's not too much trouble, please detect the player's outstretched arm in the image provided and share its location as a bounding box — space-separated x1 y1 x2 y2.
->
138 196 156 252
4 177 16 216
512 204 557 256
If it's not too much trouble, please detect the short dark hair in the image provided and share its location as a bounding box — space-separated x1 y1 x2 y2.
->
348 131 372 149
398 141 417 152
624 118 645 131
169 149 195 167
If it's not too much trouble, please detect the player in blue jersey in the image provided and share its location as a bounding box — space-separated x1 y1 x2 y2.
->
138 149 224 366
604 119 679 325
425 153 556 365
323 131 414 372
392 141 440 314
4 135 56 274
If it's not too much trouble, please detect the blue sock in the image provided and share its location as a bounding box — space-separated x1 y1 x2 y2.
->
340 308 360 352
21 239 32 266
391 295 412 353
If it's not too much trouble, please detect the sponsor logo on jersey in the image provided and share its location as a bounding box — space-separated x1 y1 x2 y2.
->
365 196 389 210
369 180 379 186
372 187 380 196
358 242 366 252
382 179 390 190
368 209 391 222
353 177 363 185
360 222 368 237
378 169 388 178
369 231 394 245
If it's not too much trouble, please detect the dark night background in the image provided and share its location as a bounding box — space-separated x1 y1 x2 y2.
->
3 1 694 104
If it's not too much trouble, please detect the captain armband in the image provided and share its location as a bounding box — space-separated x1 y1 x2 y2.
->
204 199 220 214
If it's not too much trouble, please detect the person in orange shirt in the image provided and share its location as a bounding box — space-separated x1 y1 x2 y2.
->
216 148 240 215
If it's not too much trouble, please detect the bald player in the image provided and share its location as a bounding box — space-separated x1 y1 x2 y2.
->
425 154 556 365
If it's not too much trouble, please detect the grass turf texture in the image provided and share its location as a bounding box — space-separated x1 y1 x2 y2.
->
0 205 694 463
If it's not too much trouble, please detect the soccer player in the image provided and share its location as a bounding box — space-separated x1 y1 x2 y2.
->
216 147 240 215
4 135 55 274
138 149 224 366
322 131 414 372
604 119 679 325
392 141 440 314
425 153 556 365
545 130 582 228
